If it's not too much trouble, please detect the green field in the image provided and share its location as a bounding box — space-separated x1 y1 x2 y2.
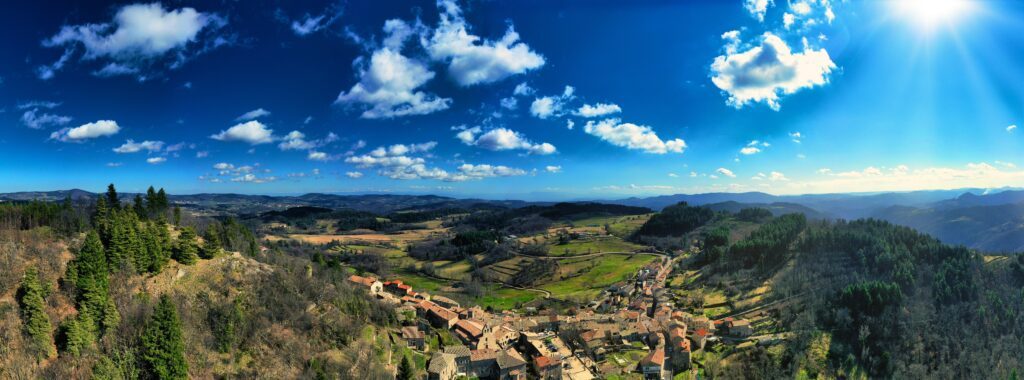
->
569 214 652 236
547 236 646 256
542 253 657 299
474 285 541 310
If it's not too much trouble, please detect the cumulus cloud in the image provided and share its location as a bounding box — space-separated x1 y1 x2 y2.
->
210 121 275 145
740 147 761 155
336 19 451 119
716 168 737 178
208 162 276 183
583 118 686 154
236 108 271 121
711 32 835 110
278 131 337 152
744 0 774 22
456 164 526 179
574 103 622 118
530 86 575 119
422 0 545 86
146 156 166 164
1008 125 1017 133
456 127 556 155
513 82 534 96
346 140 524 181
21 108 72 129
789 131 803 143
500 97 518 110
40 3 227 80
753 171 788 181
50 120 121 142
346 171 364 179
545 165 562 173
307 151 333 161
113 139 164 153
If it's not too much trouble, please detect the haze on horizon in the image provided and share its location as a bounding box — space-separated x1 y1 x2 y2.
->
2 0 1023 199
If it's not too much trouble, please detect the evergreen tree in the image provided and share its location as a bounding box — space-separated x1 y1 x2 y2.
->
156 188 169 213
142 295 188 380
66 231 116 334
146 186 158 216
18 266 57 360
59 306 96 357
93 197 112 245
209 297 244 353
133 195 146 219
172 206 181 226
173 227 199 264
108 210 143 272
397 354 415 380
106 183 120 210
91 355 124 380
199 225 223 259
144 221 172 273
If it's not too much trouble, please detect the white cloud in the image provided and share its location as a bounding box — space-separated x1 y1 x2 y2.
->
716 168 737 178
346 140 525 182
1007 125 1017 133
106 162 123 167
566 120 575 130
668 173 679 178
40 3 226 79
229 174 277 183
50 120 121 142
711 32 835 110
113 139 164 153
458 127 557 155
423 0 545 86
574 103 622 118
21 109 72 129
456 164 527 178
753 171 788 181
236 108 271 121
278 130 337 151
210 121 275 145
744 0 774 22
740 146 761 155
146 157 166 164
307 151 332 161
513 82 534 96
583 118 686 154
346 171 364 179
545 165 562 173
336 20 451 119
500 97 518 110
195 151 209 158
530 86 575 119
789 131 803 143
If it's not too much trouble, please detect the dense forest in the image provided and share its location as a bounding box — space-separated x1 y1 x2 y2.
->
0 184 396 379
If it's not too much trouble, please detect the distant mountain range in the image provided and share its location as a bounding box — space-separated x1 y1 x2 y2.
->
4 187 1024 252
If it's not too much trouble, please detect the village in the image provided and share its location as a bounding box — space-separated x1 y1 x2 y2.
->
347 252 757 380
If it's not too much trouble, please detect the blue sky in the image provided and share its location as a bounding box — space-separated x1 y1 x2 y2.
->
1 0 1023 199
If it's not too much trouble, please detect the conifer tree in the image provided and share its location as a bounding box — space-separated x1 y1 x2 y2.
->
142 295 188 380
93 197 112 245
173 227 199 265
143 221 172 273
146 186 158 216
199 225 223 259
91 355 124 380
59 306 96 357
172 206 181 226
156 188 169 214
106 184 120 210
133 194 146 219
67 231 116 334
397 354 415 380
18 266 56 360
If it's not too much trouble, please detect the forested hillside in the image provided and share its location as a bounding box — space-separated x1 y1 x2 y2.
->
0 184 395 379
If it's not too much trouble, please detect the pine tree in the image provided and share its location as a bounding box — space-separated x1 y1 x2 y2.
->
59 306 96 357
144 221 172 273
91 355 124 380
173 227 199 265
397 354 415 380
133 195 146 219
156 188 169 214
199 225 223 259
107 210 142 272
66 231 116 334
172 206 181 226
142 295 188 380
18 266 57 360
93 197 112 245
106 184 120 210
146 186 158 217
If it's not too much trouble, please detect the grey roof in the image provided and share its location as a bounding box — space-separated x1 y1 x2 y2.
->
444 345 471 358
428 353 455 373
496 349 527 369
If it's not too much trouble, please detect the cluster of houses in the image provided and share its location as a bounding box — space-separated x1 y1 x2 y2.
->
347 258 756 380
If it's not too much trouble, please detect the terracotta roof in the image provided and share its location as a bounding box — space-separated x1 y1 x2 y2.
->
347 275 377 287
454 319 484 338
534 355 559 369
641 348 665 366
694 328 709 337
470 349 498 362
401 326 424 340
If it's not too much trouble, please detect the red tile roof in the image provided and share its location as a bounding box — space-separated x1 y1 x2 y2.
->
641 348 665 366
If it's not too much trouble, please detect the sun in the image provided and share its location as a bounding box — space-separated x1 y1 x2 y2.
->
892 0 976 30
